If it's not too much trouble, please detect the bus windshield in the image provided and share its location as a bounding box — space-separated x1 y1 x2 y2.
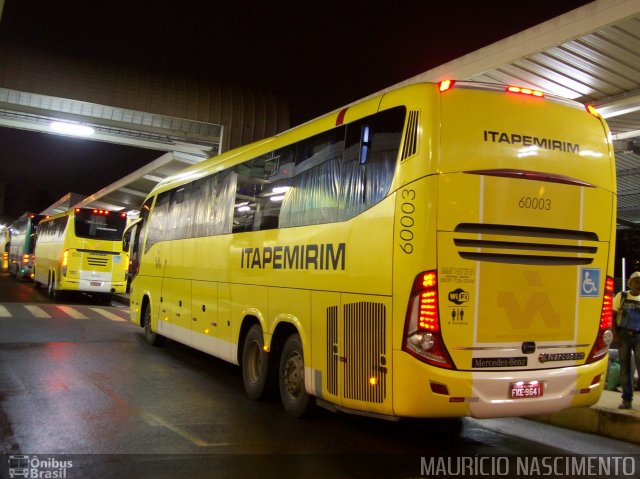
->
74 209 126 241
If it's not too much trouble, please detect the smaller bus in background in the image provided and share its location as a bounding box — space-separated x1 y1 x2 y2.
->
1 227 9 272
8 212 44 281
34 208 128 303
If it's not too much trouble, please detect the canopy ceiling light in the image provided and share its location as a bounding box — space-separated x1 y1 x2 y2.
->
49 121 95 137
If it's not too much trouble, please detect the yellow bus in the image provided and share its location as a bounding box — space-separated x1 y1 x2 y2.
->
34 208 129 303
128 81 616 419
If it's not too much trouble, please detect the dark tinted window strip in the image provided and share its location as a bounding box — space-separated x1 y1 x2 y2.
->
454 223 598 241
454 239 597 254
458 252 593 265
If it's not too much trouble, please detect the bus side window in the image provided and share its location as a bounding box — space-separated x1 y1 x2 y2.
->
340 107 405 219
192 171 236 237
145 193 169 253
279 128 345 228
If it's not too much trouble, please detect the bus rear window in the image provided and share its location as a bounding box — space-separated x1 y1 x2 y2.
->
74 210 126 240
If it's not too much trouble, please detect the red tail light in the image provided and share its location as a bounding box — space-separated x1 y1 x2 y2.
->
438 79 454 92
402 271 454 369
586 275 614 363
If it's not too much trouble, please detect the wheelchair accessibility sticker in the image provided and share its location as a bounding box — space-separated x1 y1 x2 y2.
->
580 268 600 297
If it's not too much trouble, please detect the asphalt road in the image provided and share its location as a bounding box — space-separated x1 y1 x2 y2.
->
0 273 637 479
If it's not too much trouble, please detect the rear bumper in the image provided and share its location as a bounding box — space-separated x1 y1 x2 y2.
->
392 349 607 418
60 278 126 294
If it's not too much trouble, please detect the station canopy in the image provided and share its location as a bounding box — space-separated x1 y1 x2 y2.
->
375 0 640 229
23 0 640 225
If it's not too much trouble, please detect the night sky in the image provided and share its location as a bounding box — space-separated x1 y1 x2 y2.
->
0 0 591 221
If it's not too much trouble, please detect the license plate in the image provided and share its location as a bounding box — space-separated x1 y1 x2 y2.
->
90 281 102 287
509 381 543 399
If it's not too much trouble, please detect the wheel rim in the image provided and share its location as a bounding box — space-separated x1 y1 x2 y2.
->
283 351 304 400
246 341 262 384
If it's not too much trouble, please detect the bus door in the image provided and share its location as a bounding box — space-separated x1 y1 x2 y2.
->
191 280 218 356
157 187 193 346
123 219 142 292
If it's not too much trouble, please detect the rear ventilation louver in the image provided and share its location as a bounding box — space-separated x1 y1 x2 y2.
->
401 110 419 160
343 302 387 403
453 223 598 266
87 256 109 267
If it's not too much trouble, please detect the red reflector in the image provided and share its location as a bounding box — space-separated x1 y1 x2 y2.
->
430 382 449 395
335 108 348 126
449 397 465 403
439 79 454 92
506 85 544 97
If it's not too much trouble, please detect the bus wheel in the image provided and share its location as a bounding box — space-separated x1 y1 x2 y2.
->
143 306 163 346
47 273 55 298
279 334 312 418
242 324 271 400
50 279 63 301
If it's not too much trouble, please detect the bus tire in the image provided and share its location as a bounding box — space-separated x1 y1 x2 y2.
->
47 273 54 298
143 305 163 346
48 275 63 301
279 333 312 418
100 293 113 305
242 324 271 400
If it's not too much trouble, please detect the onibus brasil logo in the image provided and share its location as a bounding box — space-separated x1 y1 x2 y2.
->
8 455 73 478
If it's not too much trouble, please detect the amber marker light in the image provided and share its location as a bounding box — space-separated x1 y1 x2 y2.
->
586 105 601 118
506 85 544 97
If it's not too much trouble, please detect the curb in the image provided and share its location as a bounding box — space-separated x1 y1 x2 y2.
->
528 401 640 444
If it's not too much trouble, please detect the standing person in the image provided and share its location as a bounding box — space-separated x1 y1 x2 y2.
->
612 271 640 409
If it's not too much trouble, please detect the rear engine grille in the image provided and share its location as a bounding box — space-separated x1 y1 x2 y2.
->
453 223 599 266
343 302 386 403
327 306 339 396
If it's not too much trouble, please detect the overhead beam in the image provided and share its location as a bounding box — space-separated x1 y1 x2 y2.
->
595 88 640 119
612 129 640 141
74 151 207 210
